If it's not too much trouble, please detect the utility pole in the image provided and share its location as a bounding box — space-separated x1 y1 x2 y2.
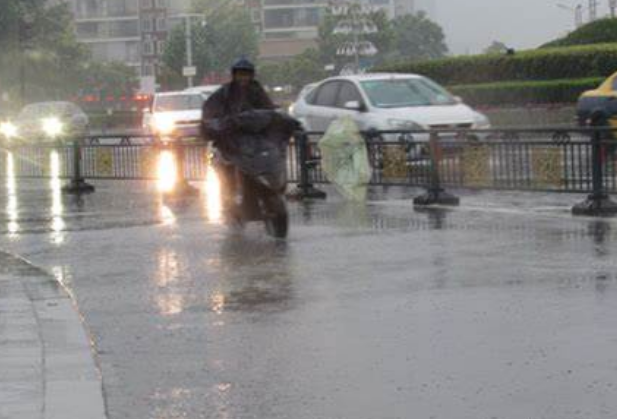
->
557 3 585 29
173 14 205 88
185 16 194 87
576 4 584 27
18 13 34 107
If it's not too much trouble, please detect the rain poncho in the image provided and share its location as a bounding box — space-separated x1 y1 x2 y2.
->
318 117 372 201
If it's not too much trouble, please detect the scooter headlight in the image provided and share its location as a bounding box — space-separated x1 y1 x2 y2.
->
152 114 176 136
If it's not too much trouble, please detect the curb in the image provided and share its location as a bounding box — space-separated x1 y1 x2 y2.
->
0 251 107 419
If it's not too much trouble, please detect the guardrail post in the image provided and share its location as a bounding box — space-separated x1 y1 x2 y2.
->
572 126 617 216
287 130 326 200
413 131 459 207
62 138 95 194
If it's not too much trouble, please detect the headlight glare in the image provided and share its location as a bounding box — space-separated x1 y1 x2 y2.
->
0 121 18 139
42 117 64 138
152 114 176 135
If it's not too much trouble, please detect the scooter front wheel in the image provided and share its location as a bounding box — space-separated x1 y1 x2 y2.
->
263 195 289 239
264 212 289 239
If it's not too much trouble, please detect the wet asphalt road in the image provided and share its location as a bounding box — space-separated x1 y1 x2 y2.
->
1 180 617 419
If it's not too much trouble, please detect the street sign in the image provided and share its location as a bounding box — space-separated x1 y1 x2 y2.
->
183 66 197 77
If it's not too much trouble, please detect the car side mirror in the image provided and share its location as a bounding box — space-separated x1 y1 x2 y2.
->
344 100 364 112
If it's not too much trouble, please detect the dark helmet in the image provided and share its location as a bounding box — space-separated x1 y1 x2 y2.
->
231 57 255 74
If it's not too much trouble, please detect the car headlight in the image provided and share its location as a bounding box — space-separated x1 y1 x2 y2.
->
387 119 425 131
472 112 491 129
152 114 176 135
0 121 18 139
42 117 64 138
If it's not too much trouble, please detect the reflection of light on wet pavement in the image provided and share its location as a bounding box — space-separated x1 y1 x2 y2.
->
217 383 231 392
6 153 19 235
51 265 75 297
50 151 65 243
156 294 184 316
159 204 176 226
157 151 177 193
150 388 193 419
205 165 223 223
210 292 225 315
156 249 179 287
155 249 184 316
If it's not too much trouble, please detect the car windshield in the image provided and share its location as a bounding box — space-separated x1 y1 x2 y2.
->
154 94 204 112
360 78 457 108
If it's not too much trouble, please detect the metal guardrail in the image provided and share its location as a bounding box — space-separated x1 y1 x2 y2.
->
1 126 617 215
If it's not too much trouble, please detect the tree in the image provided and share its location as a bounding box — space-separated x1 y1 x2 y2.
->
162 3 258 87
259 49 327 92
79 62 140 98
484 41 508 55
0 1 138 109
0 1 92 107
388 12 448 62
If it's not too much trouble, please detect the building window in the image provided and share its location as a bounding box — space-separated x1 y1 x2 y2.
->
141 17 154 32
251 9 261 23
142 64 154 76
155 0 166 8
156 17 167 31
157 40 166 54
264 7 321 29
143 40 155 55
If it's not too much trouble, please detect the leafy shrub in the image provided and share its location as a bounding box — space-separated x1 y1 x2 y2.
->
449 77 604 106
377 44 617 85
542 18 617 48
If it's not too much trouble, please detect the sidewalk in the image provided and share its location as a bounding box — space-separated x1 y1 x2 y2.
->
0 251 106 419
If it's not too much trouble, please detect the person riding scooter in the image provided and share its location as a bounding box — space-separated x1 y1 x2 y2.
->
201 58 299 236
202 58 276 218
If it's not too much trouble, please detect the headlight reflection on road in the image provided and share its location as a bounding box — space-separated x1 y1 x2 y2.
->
205 165 222 223
155 249 184 316
210 292 225 315
6 153 19 235
157 150 177 193
50 151 65 243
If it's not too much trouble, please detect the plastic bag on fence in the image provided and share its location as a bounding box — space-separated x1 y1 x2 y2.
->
318 116 372 201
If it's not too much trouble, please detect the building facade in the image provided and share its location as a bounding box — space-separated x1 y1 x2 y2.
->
253 0 416 61
64 0 191 86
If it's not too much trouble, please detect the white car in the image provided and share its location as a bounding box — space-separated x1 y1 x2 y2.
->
4 101 89 142
143 91 209 137
184 84 221 97
290 73 490 136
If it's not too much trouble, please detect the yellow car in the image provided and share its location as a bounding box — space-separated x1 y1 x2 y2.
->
577 72 617 127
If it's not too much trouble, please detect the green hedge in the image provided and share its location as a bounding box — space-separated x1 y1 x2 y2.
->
449 77 603 107
377 44 617 85
542 18 617 48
